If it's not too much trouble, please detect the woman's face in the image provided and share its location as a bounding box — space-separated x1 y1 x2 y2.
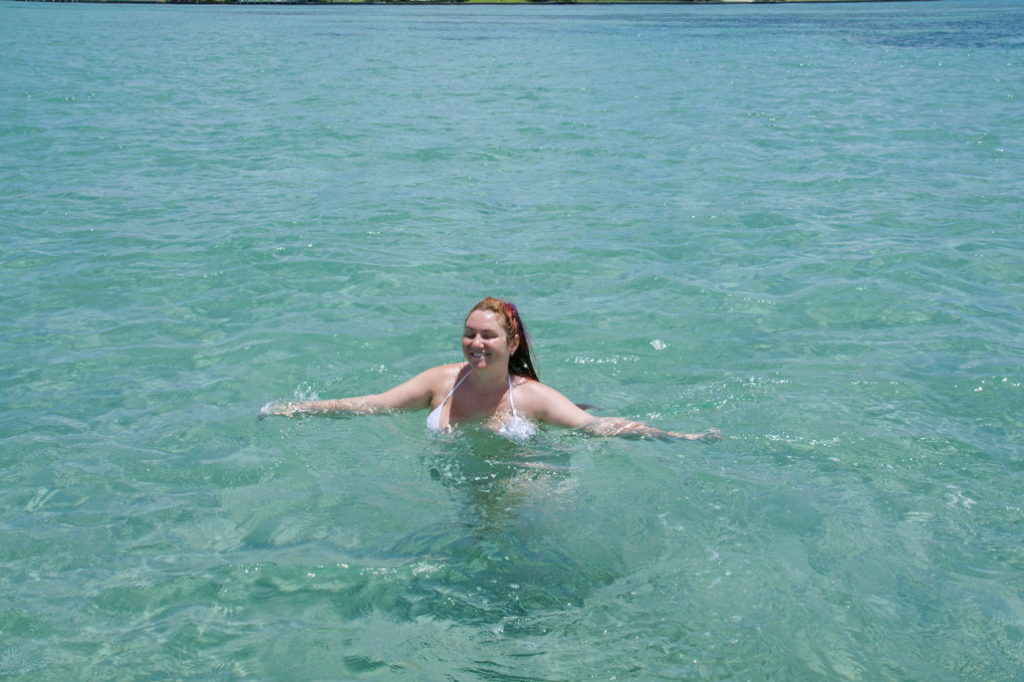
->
462 310 518 372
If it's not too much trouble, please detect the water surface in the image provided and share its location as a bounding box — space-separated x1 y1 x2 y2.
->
2 0 1022 679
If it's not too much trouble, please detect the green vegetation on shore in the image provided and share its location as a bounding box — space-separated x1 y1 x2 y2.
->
20 0 936 5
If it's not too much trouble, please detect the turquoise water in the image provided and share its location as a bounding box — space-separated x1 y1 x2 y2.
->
2 0 1023 678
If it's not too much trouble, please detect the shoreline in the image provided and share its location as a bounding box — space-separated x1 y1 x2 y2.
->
11 0 941 5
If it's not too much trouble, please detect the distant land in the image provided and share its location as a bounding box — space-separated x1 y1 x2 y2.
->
16 0 938 5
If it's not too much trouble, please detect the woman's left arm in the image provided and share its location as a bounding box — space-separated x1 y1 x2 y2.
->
583 418 721 441
530 382 720 441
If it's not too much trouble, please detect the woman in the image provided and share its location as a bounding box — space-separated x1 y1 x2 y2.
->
262 297 719 441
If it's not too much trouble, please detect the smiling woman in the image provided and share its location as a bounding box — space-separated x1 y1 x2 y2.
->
261 297 720 441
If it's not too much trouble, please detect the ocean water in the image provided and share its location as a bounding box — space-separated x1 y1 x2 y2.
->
2 0 1022 678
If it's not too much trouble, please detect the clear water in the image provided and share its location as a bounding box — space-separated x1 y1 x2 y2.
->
2 0 1022 678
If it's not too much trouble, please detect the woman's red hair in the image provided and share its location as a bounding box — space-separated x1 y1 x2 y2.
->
468 297 539 381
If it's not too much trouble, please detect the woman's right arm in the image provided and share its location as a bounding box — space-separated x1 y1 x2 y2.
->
260 366 444 418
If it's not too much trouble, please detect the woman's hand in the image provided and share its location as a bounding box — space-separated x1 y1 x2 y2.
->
642 426 722 441
668 428 723 442
259 401 304 418
675 428 724 438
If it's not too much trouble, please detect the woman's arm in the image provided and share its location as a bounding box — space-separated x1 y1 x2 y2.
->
260 366 445 418
260 395 383 418
583 418 721 441
530 382 720 441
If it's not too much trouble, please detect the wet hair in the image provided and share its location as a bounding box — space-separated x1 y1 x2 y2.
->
467 297 539 381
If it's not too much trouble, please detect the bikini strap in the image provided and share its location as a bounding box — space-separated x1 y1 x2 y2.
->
507 375 518 416
444 367 472 404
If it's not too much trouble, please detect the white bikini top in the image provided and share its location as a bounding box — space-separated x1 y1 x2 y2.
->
425 370 471 433
426 369 537 440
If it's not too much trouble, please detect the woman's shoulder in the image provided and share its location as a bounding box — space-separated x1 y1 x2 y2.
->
417 363 468 385
511 376 591 427
512 376 572 405
435 362 468 375
512 374 553 390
